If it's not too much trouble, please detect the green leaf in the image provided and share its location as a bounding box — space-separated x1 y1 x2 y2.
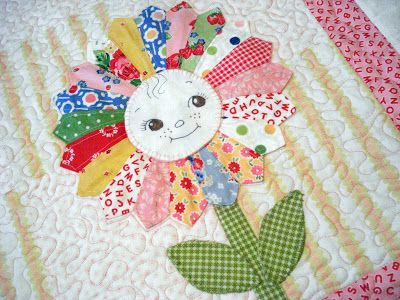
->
258 190 305 284
168 241 260 293
166 32 172 40
94 50 110 71
130 79 142 86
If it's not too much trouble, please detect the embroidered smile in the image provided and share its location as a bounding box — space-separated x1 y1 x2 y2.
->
169 124 201 142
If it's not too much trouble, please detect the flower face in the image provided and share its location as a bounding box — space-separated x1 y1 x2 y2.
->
125 69 222 161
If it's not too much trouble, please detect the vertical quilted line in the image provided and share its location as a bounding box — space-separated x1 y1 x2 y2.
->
305 0 400 130
214 63 293 100
6 192 52 299
60 123 127 172
136 6 167 72
169 158 208 226
285 76 400 261
99 149 152 221
178 8 226 72
77 139 136 197
166 1 197 58
204 37 273 88
135 159 170 229
108 18 155 79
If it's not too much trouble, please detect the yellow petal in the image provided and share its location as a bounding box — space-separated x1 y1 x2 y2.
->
108 18 155 79
77 138 135 196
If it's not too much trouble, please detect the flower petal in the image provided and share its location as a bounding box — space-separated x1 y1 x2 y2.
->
194 19 250 77
135 159 170 229
206 131 264 184
60 123 127 172
215 63 292 100
68 62 136 97
53 84 129 114
108 18 155 79
179 8 226 72
220 119 285 155
77 139 135 196
169 158 208 226
222 92 296 125
196 148 239 205
136 6 167 72
99 149 152 222
166 2 197 57
204 37 273 88
53 109 125 143
87 39 143 86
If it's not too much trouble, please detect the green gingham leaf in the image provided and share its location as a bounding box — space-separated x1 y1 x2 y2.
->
168 241 260 293
259 190 305 284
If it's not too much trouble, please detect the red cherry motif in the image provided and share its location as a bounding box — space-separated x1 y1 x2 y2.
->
69 85 78 93
106 85 111 90
179 47 192 59
206 14 218 25
189 19 196 28
216 13 225 25
166 53 181 69
192 43 204 56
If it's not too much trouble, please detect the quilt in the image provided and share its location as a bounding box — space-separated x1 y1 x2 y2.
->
0 0 399 299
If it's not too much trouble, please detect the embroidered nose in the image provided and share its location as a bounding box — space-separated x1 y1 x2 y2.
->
175 120 184 128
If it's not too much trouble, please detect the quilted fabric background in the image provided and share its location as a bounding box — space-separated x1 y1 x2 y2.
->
0 0 399 299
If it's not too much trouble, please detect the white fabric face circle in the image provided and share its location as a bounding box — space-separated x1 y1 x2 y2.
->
125 70 222 161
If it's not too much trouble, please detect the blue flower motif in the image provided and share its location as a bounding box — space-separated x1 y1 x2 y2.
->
112 78 121 84
197 38 206 45
165 20 171 31
190 32 199 38
194 170 204 184
77 80 87 87
102 76 111 83
215 26 223 34
96 69 106 74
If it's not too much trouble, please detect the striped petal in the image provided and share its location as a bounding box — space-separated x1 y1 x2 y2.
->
60 123 126 172
53 84 129 114
215 63 292 100
194 148 239 205
68 62 136 97
169 158 208 226
135 160 170 229
219 119 285 155
194 19 250 77
166 2 197 58
179 8 226 72
136 6 167 72
222 93 296 125
206 131 264 184
87 39 143 87
99 149 152 221
77 139 135 196
108 18 155 79
204 37 273 88
53 109 125 143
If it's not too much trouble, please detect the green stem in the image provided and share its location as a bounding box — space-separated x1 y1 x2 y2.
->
214 202 289 300
256 281 289 300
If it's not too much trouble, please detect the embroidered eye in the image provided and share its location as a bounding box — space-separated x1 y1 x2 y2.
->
142 119 163 131
189 95 206 108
